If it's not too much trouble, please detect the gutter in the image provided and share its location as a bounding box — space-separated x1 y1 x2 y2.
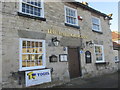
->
70 2 112 20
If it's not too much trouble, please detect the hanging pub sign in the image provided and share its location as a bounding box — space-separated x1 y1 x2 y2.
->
85 51 92 63
25 69 51 87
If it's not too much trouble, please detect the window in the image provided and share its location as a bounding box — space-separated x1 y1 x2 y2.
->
94 45 104 63
114 56 119 62
19 38 46 71
65 6 78 26
20 0 44 18
92 17 101 32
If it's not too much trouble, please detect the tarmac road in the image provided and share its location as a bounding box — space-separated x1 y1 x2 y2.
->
53 71 119 88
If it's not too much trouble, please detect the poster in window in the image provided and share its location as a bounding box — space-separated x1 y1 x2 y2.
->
59 54 68 62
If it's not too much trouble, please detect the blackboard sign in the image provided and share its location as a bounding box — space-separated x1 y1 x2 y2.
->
85 51 92 63
49 55 58 62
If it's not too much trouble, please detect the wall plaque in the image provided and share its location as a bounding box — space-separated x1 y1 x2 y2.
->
85 51 92 63
49 55 58 62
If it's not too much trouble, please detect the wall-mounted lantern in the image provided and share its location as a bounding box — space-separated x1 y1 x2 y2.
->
52 37 60 47
86 41 94 48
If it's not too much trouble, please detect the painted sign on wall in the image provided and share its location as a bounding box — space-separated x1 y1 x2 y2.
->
25 69 51 87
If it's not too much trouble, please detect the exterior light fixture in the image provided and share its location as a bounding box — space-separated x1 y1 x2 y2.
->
52 37 60 46
86 41 94 48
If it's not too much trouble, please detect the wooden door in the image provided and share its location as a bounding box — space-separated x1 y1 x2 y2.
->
68 47 82 79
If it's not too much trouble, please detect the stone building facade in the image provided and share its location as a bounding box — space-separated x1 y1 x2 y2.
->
1 1 118 88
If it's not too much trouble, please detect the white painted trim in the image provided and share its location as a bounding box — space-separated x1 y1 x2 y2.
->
64 5 78 26
41 0 44 18
19 0 22 12
94 44 105 63
92 16 102 32
19 38 46 71
19 38 23 71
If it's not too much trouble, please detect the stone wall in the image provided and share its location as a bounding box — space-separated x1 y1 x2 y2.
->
79 7 118 77
1 2 118 88
2 2 71 88
0 1 2 89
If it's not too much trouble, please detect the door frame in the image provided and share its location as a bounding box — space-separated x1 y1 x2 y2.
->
68 46 82 78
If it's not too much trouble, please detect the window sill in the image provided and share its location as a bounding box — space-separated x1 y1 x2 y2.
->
115 61 120 63
95 62 109 65
19 66 46 71
92 30 103 34
18 12 46 21
65 23 80 29
19 68 51 72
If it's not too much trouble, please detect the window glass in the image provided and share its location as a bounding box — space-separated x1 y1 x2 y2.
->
65 6 78 25
20 38 45 71
21 0 43 17
92 17 101 31
95 45 104 62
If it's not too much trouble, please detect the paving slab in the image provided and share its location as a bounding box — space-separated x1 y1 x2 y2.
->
53 71 119 88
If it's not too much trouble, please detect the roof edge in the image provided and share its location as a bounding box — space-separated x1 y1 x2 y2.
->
70 2 112 20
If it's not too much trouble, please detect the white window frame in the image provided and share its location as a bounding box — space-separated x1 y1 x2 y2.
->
19 0 44 18
92 16 102 32
64 6 78 26
114 56 119 62
19 38 46 71
94 44 105 63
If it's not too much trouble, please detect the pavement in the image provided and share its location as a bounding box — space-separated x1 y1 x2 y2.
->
53 71 119 88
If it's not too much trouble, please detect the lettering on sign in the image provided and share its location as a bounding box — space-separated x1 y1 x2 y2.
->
47 29 87 39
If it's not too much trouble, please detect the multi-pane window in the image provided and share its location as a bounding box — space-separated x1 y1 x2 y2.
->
65 6 78 25
94 45 104 62
20 0 44 17
19 38 46 71
92 17 101 32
